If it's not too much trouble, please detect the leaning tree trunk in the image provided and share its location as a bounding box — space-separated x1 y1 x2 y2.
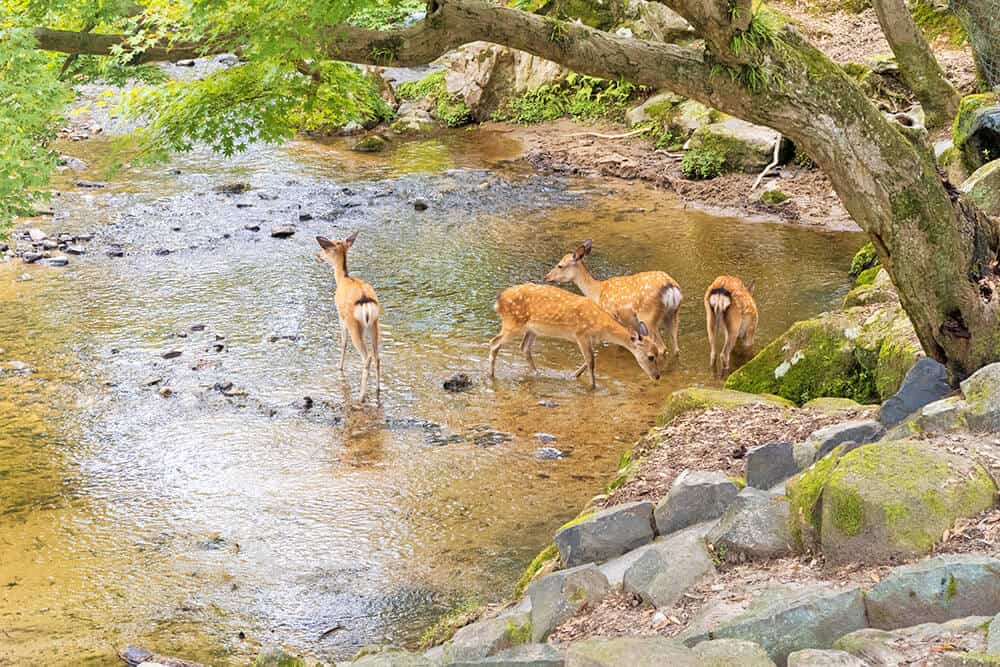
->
950 0 1000 89
28 0 1000 379
871 0 959 128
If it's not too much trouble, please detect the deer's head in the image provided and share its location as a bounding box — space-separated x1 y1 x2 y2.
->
545 239 592 284
626 319 661 381
316 231 358 269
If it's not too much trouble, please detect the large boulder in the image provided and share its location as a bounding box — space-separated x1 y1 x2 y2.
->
960 362 1000 432
746 442 800 490
692 639 776 666
913 396 971 434
443 43 568 122
865 555 1000 629
623 525 715 608
527 564 610 642
786 445 847 553
726 303 922 406
686 117 793 172
654 470 740 534
660 387 793 424
815 441 996 563
447 643 566 667
960 159 1000 217
679 583 868 665
878 357 952 427
555 501 655 567
441 612 532 662
786 649 865 666
707 488 794 561
801 397 867 415
565 638 699 667
953 93 1000 172
624 91 684 127
834 615 994 664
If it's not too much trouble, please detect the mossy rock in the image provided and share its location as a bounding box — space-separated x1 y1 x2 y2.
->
801 397 866 415
659 387 794 425
532 0 626 30
849 242 879 277
937 145 971 187
513 543 559 597
819 441 996 564
786 445 846 553
960 159 1000 217
843 269 898 308
725 304 921 406
351 135 388 153
953 93 1000 172
687 117 791 173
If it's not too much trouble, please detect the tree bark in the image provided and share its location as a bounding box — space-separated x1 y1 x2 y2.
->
32 28 206 63
950 0 1000 88
870 0 959 128
30 0 1000 379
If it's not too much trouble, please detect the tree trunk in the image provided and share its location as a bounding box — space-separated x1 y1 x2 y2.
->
29 0 1000 379
871 0 959 128
950 0 1000 88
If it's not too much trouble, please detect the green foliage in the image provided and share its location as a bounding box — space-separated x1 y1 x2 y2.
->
349 0 425 30
62 55 169 86
794 146 815 168
680 146 726 180
849 242 879 276
911 0 966 49
493 73 639 124
760 189 789 205
396 70 472 127
0 28 71 232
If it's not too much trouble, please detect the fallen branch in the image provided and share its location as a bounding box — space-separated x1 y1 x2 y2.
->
751 135 782 192
566 128 648 140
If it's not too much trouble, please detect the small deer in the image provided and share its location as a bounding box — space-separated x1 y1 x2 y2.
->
545 240 683 357
488 283 661 388
316 232 381 401
704 275 758 378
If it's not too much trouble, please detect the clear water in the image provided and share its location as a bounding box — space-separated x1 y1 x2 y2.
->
0 131 863 665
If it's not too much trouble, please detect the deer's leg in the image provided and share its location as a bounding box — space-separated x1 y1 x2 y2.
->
338 319 349 372
489 325 520 377
346 318 370 401
668 308 681 356
575 336 596 389
372 320 382 402
520 332 538 372
706 307 717 374
720 314 741 378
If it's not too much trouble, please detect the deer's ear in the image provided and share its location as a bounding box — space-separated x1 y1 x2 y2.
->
316 236 334 249
638 321 649 338
747 279 756 295
345 230 359 247
573 239 593 260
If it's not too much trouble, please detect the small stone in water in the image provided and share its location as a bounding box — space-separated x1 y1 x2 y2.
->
171 226 182 232
74 233 93 242
190 324 206 332
413 198 429 211
154 248 171 256
244 224 261 232
536 447 564 460
443 373 473 392
38 255 69 267
271 225 296 238
28 229 47 242
214 381 234 392
176 331 188 338
535 432 557 443
142 376 163 386
65 245 85 255
159 387 173 398
212 343 225 352
176 59 196 67
40 239 59 250
162 350 182 359
538 400 560 408
75 180 106 188
293 396 314 410
106 246 125 257
298 212 313 221
22 252 43 264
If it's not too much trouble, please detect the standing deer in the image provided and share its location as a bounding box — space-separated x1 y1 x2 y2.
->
704 275 758 378
488 283 661 388
545 240 683 357
316 232 381 402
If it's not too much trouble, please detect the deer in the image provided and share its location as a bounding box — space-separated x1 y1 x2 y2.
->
316 232 381 402
545 240 683 358
704 275 758 378
488 283 661 388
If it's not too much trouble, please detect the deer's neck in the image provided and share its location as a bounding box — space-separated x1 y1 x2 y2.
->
574 262 603 301
594 313 632 349
333 254 349 282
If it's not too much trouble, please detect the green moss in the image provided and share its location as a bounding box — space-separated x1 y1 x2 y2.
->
558 510 595 532
911 0 967 49
513 543 558 598
953 93 1000 167
850 242 879 277
760 189 789 205
786 445 845 550
875 336 922 400
946 574 958 600
659 387 794 424
418 599 484 648
505 617 532 645
395 71 472 127
830 486 864 536
728 476 747 490
855 266 880 287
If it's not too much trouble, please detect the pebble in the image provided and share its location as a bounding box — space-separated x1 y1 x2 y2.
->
535 432 557 443
536 447 564 460
413 198 429 211
176 59 196 67
538 400 560 408
190 324 207 332
244 224 261 232
106 246 125 257
298 212 313 221
162 350 182 359
40 239 59 250
38 256 69 267
75 233 93 242
28 229 47 242
65 245 86 255
159 387 173 398
22 252 43 263
271 225 296 238
75 180 106 188
154 248 171 256
443 373 473 392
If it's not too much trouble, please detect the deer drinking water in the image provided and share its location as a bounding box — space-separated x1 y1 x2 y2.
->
316 232 382 402
704 275 758 378
488 283 661 388
545 240 683 357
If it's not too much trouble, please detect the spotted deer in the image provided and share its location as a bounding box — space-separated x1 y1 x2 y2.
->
545 240 683 357
704 275 758 378
488 283 661 388
316 232 381 401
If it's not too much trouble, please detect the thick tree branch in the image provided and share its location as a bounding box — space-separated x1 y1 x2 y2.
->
32 27 210 63
870 0 959 128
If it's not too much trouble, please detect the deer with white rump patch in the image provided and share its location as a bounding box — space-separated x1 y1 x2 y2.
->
545 240 683 357
705 275 758 378
316 232 382 402
488 283 661 388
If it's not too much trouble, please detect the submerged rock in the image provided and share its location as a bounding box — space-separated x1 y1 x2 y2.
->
444 373 473 392
270 225 296 238
352 135 389 153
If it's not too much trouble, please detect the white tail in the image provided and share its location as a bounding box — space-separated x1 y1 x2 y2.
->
488 283 661 388
708 291 731 314
662 285 683 312
705 277 758 378
354 301 379 328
